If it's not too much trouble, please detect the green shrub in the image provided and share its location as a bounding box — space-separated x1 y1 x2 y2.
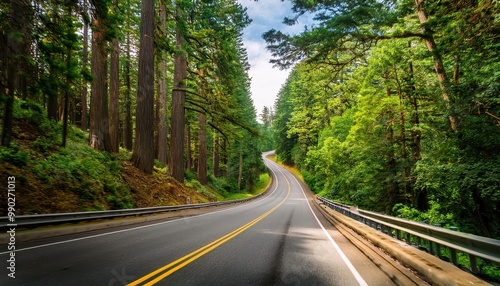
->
0 144 29 166
13 100 46 124
33 137 53 152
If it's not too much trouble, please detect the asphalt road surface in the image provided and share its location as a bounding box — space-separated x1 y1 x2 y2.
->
1 154 399 285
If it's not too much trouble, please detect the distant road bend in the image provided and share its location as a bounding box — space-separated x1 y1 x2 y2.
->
1 152 407 285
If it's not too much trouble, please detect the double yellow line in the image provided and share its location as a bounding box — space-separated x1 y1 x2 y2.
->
128 174 290 286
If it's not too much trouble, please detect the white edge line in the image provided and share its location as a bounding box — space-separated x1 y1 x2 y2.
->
0 163 280 255
268 158 368 286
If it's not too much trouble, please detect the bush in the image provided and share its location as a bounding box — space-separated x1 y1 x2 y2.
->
0 143 29 166
13 100 46 124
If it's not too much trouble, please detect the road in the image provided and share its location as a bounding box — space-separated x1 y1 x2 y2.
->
1 154 400 285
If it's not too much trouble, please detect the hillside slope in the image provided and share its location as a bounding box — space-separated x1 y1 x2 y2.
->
0 101 222 215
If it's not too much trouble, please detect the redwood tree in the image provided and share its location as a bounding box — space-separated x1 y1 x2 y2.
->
89 0 111 151
131 0 155 173
168 3 187 182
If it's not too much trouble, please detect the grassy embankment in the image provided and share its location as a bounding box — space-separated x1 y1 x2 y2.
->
0 100 267 215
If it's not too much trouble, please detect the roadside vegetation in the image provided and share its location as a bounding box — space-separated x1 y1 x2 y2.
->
268 0 500 241
0 100 268 214
0 1 269 215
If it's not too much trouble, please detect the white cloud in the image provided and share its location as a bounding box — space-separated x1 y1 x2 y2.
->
237 0 315 118
244 40 290 114
237 0 294 117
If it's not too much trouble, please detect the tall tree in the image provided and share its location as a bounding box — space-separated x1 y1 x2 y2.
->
169 2 187 182
89 0 112 151
81 0 89 131
157 0 168 165
197 112 207 184
122 0 135 151
2 0 30 146
131 0 155 173
109 0 121 152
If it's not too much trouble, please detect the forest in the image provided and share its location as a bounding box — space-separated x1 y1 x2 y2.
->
0 0 271 213
267 0 500 239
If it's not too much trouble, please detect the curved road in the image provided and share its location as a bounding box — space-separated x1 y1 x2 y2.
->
1 154 398 285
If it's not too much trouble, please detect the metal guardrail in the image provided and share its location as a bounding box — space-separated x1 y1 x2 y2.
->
0 192 268 232
317 196 500 274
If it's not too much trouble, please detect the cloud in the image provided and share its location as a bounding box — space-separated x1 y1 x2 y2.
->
244 40 290 114
237 0 294 117
237 0 315 118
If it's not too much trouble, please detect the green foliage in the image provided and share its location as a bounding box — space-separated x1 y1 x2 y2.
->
30 141 133 209
270 0 500 244
208 175 234 196
0 143 29 167
185 178 218 201
13 100 46 124
392 201 455 228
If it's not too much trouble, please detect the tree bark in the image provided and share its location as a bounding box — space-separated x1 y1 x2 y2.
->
186 123 192 170
132 0 155 173
2 0 30 146
414 0 458 131
109 0 120 153
198 112 207 184
81 0 89 131
89 3 112 151
157 1 168 165
169 5 187 182
213 134 220 177
123 3 133 151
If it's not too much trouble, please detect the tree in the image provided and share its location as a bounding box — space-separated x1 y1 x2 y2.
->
109 0 121 153
197 112 207 184
131 0 155 173
157 0 168 165
89 0 112 151
263 0 459 131
81 0 89 131
168 2 188 182
1 0 31 146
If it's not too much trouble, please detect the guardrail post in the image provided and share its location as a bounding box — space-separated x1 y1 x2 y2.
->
469 254 478 273
450 248 458 265
436 243 441 258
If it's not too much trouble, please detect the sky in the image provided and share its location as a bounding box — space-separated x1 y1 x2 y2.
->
236 0 313 118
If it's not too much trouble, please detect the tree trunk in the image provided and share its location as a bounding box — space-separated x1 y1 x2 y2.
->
81 0 89 131
414 0 458 131
48 63 59 121
109 0 120 153
2 0 27 146
62 46 71 147
124 6 133 151
238 153 243 190
198 112 207 184
186 123 191 170
408 59 426 210
157 1 168 165
213 134 220 177
131 0 155 174
168 5 187 182
89 5 112 151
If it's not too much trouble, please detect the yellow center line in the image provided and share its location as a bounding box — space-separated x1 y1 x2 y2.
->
128 171 290 286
